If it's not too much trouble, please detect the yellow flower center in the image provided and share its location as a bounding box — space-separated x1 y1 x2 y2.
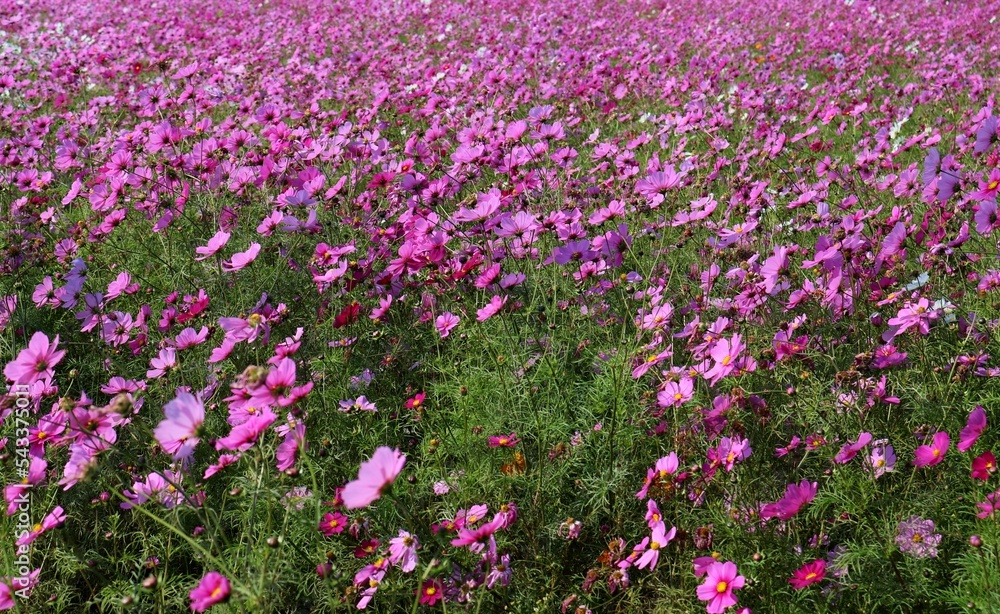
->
912 534 923 543
426 587 437 596
990 180 999 190
805 572 818 580
32 523 42 533
650 541 660 550
210 587 222 598
721 355 732 366
716 581 728 593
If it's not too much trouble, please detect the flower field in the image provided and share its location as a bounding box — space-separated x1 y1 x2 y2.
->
3 0 1000 611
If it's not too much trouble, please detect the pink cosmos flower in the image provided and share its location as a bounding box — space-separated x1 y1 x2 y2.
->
634 523 676 570
214 408 277 452
189 572 230 612
276 422 305 472
388 530 419 572
15 505 66 546
0 569 39 610
154 392 205 460
488 433 520 448
658 378 694 407
977 489 1000 519
434 312 460 338
195 230 231 261
635 452 680 499
203 454 241 480
646 500 664 529
971 168 1000 201
958 406 986 452
221 243 261 272
339 396 377 413
696 561 744 614
789 559 826 590
761 480 817 521
450 516 503 554
913 431 949 468
342 447 406 509
250 358 313 407
4 332 66 384
703 334 744 386
868 441 896 478
147 348 178 379
834 432 872 464
477 294 508 321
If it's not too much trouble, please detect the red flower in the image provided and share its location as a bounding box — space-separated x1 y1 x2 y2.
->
417 579 444 606
972 451 997 481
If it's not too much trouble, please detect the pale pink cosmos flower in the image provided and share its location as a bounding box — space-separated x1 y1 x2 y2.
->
4 332 66 384
154 393 205 461
342 447 406 509
147 348 178 379
388 530 419 572
221 242 261 272
634 523 676 570
194 230 230 261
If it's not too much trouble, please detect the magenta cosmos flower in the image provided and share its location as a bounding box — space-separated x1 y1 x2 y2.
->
4 331 66 384
189 572 230 612
761 480 817 521
342 447 406 509
913 431 949 468
958 406 986 452
789 559 826 590
154 392 205 460
696 561 744 614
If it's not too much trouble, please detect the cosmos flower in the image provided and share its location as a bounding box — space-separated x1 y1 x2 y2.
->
895 516 941 559
342 447 406 509
153 392 205 461
789 559 826 590
696 561 744 614
958 406 986 452
4 332 66 384
221 243 261 272
189 572 230 612
761 480 817 521
913 431 949 468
